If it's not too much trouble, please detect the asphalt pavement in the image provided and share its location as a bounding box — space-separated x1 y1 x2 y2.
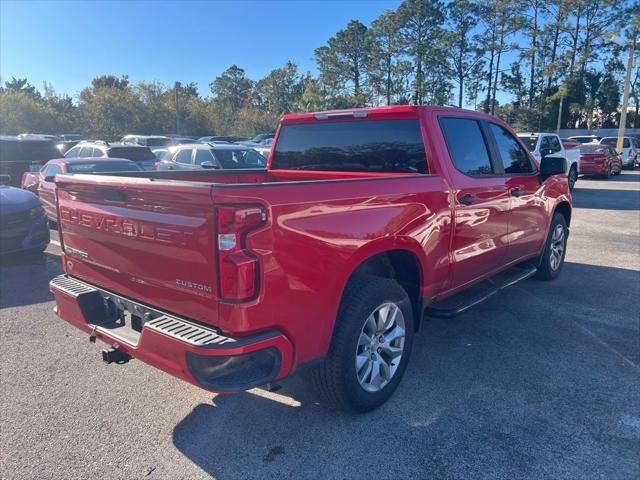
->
1 172 639 480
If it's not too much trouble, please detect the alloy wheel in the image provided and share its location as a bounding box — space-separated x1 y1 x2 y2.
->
355 302 406 393
549 224 565 271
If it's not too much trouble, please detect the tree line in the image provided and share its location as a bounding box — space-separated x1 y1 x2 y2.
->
0 0 638 140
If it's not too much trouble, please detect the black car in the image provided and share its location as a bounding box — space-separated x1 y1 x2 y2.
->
0 136 59 187
64 141 157 170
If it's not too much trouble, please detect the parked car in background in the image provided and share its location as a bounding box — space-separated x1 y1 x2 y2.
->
253 138 273 159
18 133 60 141
120 135 173 148
598 136 637 169
197 135 249 143
64 141 157 170
0 179 49 255
517 132 580 190
561 138 581 150
568 135 601 144
48 105 571 412
157 143 267 170
0 136 59 186
239 133 275 148
21 158 142 221
578 144 622 178
59 134 84 142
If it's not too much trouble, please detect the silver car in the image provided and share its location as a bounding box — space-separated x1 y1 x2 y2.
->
599 137 637 169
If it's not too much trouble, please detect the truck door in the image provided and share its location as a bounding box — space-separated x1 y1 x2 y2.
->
438 116 510 289
486 122 547 263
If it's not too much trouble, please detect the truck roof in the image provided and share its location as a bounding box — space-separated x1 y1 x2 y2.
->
280 105 495 124
517 132 556 137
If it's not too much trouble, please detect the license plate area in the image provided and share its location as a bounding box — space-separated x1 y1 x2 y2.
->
91 293 167 346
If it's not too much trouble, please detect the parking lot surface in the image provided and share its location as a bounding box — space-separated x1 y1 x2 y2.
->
1 173 639 480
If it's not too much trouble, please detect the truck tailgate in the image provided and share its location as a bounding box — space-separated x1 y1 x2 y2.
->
55 174 221 325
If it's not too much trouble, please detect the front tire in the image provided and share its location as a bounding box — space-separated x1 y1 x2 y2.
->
311 275 414 412
535 213 568 281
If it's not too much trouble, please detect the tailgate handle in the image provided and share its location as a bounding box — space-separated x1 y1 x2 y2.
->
96 186 127 202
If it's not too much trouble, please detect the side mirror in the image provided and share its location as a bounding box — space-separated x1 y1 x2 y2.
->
200 161 218 169
540 156 566 179
44 175 56 182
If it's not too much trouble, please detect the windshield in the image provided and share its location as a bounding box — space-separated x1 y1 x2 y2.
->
520 136 538 152
108 147 156 161
600 138 630 148
67 161 142 173
272 119 427 173
212 149 267 169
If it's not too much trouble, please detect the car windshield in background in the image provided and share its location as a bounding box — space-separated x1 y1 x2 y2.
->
600 138 630 148
212 149 266 169
272 119 427 173
579 146 608 154
146 138 173 147
108 147 156 161
521 136 538 151
67 161 142 173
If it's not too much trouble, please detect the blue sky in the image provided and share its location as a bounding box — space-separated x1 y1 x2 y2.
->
0 0 402 99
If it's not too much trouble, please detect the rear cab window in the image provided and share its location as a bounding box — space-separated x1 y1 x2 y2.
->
271 119 427 173
439 117 494 176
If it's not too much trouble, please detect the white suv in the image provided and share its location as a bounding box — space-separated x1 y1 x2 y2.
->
599 137 637 169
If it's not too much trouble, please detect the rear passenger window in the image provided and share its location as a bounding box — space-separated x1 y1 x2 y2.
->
489 123 535 174
194 149 215 165
439 117 493 176
174 149 193 165
78 147 93 158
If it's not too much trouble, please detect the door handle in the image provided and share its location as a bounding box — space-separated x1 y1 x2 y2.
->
458 193 476 205
511 188 524 197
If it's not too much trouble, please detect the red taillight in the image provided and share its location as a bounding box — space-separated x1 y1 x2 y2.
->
216 205 266 301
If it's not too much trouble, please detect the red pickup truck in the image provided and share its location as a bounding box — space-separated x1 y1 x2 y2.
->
49 106 571 411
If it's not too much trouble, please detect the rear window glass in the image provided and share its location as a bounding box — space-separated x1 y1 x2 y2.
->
0 140 58 163
600 138 630 148
579 146 608 154
520 136 538 151
213 149 267 169
108 147 156 161
67 162 142 173
271 119 427 173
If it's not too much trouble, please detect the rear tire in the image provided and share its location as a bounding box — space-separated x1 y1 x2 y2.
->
534 213 568 281
310 275 414 412
568 165 577 191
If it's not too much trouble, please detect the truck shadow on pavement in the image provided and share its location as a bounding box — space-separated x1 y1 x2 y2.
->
172 261 640 480
571 187 640 211
0 251 61 309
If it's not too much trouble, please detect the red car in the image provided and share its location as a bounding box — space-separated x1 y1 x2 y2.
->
578 145 622 179
21 158 141 221
48 106 571 411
